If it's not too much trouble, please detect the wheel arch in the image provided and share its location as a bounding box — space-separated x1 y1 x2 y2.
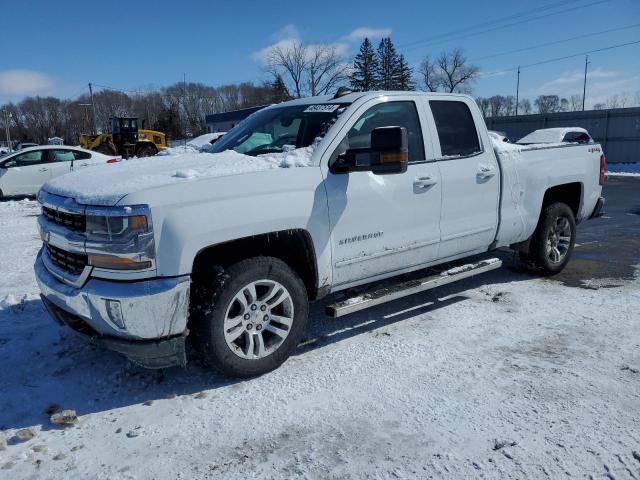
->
191 229 320 301
512 182 583 253
541 182 582 220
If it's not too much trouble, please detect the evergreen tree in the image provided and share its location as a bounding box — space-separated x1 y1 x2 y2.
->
394 54 415 91
349 38 378 91
376 37 400 90
270 74 291 103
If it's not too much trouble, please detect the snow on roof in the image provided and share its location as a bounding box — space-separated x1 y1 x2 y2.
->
186 132 226 148
517 127 589 145
43 146 315 206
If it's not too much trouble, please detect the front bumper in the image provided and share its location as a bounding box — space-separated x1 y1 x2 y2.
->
35 251 191 368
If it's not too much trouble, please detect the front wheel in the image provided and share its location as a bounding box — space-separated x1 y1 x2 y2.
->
523 202 576 275
192 257 309 377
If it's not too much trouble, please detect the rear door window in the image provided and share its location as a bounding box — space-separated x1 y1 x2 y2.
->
72 150 92 160
48 150 75 162
430 100 481 157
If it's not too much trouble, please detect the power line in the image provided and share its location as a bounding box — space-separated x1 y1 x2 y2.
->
473 23 640 61
401 0 611 51
479 38 640 78
399 0 585 48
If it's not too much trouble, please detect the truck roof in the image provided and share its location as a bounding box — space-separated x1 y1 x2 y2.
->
270 91 473 108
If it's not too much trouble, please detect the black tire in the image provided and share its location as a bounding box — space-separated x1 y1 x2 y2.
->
95 144 115 156
524 202 576 275
191 257 309 377
136 145 157 157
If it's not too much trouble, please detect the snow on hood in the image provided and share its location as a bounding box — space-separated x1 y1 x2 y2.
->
43 146 315 206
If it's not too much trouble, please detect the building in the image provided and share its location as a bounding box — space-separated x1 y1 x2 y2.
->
205 105 268 133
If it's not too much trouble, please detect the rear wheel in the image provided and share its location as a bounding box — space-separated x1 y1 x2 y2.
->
136 144 157 157
522 202 576 275
95 144 115 156
192 257 309 377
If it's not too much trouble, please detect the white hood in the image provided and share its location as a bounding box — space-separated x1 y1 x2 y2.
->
43 147 314 206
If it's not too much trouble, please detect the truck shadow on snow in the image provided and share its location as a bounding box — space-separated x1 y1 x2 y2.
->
0 255 534 432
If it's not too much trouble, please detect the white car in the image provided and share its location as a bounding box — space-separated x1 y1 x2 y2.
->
0 145 119 198
517 127 593 145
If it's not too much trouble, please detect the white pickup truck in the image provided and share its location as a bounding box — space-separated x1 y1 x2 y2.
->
34 90 606 377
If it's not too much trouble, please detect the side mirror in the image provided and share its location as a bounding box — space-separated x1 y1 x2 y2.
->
331 126 408 175
1 160 17 169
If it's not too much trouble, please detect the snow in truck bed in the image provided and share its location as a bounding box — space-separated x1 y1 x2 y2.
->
43 146 314 205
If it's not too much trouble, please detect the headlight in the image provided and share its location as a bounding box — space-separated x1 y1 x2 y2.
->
86 214 148 242
85 207 155 271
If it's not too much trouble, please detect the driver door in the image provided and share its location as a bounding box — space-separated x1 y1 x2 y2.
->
321 98 442 288
0 149 51 196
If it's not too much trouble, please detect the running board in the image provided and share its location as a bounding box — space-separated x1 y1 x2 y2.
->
326 258 503 318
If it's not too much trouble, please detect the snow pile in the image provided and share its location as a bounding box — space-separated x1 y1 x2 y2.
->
44 145 316 205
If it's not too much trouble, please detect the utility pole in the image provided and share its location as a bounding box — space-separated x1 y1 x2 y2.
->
88 82 97 135
582 55 590 111
515 66 521 116
183 73 187 151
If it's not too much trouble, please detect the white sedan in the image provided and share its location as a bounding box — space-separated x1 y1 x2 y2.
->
0 145 119 198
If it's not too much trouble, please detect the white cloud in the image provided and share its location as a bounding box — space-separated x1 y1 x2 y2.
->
252 25 349 64
0 70 53 96
274 24 300 41
529 68 640 108
346 27 392 41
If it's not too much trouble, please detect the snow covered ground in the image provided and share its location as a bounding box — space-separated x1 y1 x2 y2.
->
1 199 639 479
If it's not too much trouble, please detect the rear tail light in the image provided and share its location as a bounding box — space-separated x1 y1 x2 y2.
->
106 158 120 164
599 153 606 185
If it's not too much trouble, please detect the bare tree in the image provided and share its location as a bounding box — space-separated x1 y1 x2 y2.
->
593 103 606 110
436 49 479 93
518 98 532 115
307 44 348 96
418 49 478 93
619 91 629 108
475 97 490 117
534 95 560 113
419 57 439 92
606 94 620 109
266 41 308 98
569 94 582 111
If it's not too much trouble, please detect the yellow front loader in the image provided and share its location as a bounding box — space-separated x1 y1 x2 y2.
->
79 117 167 158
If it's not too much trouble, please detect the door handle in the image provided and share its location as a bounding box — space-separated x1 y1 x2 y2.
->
477 165 496 179
413 176 437 188
39 168 48 172
80 163 88 167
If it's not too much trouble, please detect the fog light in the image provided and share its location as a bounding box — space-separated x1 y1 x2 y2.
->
105 299 126 329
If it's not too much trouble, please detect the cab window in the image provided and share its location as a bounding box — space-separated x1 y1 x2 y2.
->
430 100 481 157
341 101 425 163
563 131 591 144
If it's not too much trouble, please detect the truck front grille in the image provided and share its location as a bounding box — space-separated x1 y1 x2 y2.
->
42 206 86 233
46 243 88 275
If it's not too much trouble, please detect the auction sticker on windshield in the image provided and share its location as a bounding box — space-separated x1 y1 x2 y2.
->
304 104 341 113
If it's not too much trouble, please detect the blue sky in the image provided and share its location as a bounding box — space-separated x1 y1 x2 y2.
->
1 0 639 108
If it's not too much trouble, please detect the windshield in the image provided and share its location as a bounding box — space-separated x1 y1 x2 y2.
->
211 104 349 156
